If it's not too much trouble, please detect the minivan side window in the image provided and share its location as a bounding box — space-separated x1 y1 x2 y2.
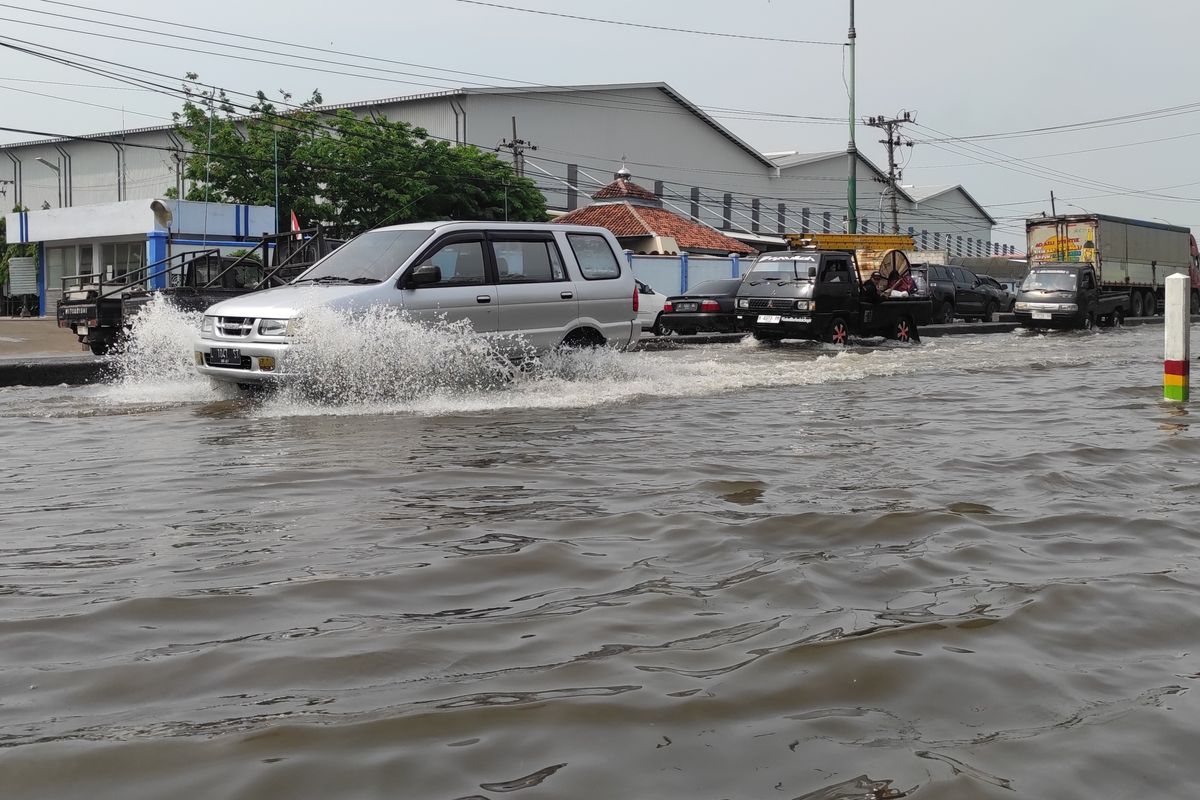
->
492 240 566 283
567 234 621 280
421 240 487 287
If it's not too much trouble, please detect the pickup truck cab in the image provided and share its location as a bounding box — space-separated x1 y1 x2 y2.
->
1014 264 1127 329
194 221 638 385
734 247 932 344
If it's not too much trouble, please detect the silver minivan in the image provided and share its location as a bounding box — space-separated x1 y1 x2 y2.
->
193 221 638 384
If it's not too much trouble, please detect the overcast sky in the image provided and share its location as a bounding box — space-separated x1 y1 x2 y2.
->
3 0 1200 246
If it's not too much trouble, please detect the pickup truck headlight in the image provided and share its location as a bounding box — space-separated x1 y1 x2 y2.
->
737 299 750 309
1059 303 1078 313
794 300 810 311
201 315 215 333
258 318 291 336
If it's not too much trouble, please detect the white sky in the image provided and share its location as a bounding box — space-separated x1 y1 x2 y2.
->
2 0 1200 247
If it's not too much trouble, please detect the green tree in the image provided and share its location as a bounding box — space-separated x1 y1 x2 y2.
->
172 76 546 239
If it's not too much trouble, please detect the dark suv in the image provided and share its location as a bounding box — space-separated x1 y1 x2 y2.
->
911 264 956 323
945 265 1004 322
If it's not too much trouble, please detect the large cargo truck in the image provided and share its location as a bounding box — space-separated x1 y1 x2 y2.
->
1026 214 1200 316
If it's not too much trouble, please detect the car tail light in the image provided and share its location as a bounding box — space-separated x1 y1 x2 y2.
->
632 286 639 313
700 299 720 312
663 301 673 313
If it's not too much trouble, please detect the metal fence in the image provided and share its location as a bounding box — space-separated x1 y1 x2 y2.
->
626 252 747 295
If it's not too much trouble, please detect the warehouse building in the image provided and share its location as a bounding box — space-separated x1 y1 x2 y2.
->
2 83 1008 311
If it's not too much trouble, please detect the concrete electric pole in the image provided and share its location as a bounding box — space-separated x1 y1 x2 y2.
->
846 0 857 234
866 111 916 234
497 116 537 178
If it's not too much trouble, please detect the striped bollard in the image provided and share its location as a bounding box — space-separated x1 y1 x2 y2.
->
1164 273 1190 402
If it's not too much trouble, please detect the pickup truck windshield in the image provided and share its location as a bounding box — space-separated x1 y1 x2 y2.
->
1022 271 1077 291
298 229 432 283
746 254 817 281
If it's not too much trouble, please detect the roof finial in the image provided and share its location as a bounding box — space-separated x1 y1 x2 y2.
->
615 156 631 181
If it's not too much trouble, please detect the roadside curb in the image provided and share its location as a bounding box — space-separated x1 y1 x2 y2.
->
0 357 108 388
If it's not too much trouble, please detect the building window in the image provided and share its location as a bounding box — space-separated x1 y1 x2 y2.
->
101 242 145 283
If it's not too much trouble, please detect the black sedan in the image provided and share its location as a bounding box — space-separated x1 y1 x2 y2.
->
659 278 744 335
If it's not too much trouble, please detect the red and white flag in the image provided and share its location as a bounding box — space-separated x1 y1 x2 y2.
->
289 210 302 240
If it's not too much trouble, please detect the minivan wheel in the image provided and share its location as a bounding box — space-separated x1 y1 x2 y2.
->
560 328 606 349
1082 312 1095 330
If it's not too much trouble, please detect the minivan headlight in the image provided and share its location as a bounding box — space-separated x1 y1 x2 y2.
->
201 315 215 333
258 318 291 336
794 300 810 311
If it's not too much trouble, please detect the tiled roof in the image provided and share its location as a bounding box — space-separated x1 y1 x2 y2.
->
554 203 757 255
593 178 659 202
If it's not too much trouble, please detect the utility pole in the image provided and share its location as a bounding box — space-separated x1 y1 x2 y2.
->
1050 190 1057 217
866 111 916 234
497 116 537 178
846 0 857 234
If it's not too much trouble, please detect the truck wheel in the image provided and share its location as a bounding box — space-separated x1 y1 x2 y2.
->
1082 312 1095 330
893 317 915 343
1192 291 1199 316
1130 292 1144 317
1111 309 1123 327
1146 291 1159 316
940 301 955 324
826 317 849 345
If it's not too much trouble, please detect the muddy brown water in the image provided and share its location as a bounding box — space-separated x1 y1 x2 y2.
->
1 318 1198 800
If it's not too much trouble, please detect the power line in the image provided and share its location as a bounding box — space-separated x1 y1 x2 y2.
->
452 0 844 45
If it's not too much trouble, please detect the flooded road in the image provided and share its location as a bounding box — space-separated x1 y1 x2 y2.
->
2 318 1199 799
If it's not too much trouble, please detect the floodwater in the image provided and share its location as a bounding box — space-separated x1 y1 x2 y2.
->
2 306 1198 800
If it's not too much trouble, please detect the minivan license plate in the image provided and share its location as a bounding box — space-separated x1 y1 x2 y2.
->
758 315 782 324
209 347 242 366
1032 311 1052 320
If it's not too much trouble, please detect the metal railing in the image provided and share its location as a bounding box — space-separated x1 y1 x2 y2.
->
60 249 222 304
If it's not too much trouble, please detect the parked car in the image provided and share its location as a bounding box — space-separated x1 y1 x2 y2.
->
945 265 1002 321
910 264 956 324
978 274 1016 313
660 278 744 335
194 222 639 386
635 279 669 335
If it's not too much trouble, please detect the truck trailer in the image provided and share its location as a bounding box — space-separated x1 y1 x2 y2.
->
1026 214 1200 316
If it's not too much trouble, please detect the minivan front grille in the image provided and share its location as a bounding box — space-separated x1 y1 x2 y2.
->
747 298 796 310
217 317 254 337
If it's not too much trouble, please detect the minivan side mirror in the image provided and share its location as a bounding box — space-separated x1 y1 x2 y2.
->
808 266 817 278
409 263 442 287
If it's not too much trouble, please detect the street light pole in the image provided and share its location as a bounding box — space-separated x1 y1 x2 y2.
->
846 0 857 235
35 156 61 208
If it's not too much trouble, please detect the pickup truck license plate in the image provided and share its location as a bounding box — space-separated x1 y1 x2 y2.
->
1032 311 1052 320
758 314 782 324
209 347 242 366
675 302 698 312
75 325 88 335
781 316 810 324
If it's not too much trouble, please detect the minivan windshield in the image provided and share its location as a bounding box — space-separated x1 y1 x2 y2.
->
297 229 432 283
1022 270 1077 292
746 253 818 281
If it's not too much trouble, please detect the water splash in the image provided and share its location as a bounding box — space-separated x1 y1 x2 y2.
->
103 295 225 404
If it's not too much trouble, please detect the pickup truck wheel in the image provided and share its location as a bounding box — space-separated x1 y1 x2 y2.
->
982 301 997 322
893 317 915 343
88 341 109 356
1082 312 1095 330
1111 309 1123 327
826 317 849 346
1130 292 1144 317
753 330 784 343
939 301 955 324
